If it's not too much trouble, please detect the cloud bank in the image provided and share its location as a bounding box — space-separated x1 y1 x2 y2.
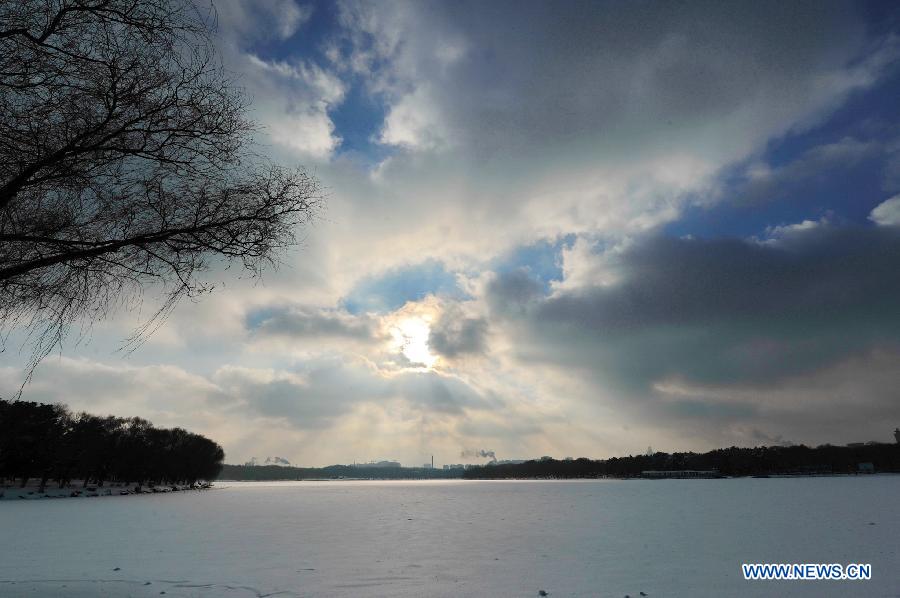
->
4 1 900 465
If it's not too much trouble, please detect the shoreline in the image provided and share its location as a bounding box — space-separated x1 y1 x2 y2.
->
0 481 213 501
216 472 900 482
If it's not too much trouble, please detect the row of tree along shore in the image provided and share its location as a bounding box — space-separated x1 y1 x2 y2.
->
219 463 462 481
0 399 224 492
463 443 900 479
219 442 900 481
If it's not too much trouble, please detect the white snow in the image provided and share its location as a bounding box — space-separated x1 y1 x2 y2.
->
0 481 203 500
0 476 897 597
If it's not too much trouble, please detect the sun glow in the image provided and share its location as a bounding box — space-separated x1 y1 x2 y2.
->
391 316 438 368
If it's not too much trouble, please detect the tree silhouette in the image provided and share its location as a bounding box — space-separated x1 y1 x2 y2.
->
0 0 322 373
0 399 224 489
461 443 900 479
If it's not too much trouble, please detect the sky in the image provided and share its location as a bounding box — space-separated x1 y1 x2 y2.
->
3 0 900 466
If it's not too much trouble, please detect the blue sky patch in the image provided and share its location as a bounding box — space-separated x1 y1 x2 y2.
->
667 57 900 241
490 236 572 292
341 260 467 314
243 1 392 161
244 1 337 65
329 79 392 160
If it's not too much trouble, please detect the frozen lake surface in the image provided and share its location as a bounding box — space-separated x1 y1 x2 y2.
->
1 477 897 597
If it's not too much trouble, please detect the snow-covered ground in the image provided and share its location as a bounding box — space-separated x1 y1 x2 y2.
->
0 476 897 597
0 481 205 500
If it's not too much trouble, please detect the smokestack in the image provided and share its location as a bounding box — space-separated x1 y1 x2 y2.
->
431 455 434 468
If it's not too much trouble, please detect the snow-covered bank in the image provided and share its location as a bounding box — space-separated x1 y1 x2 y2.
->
0 481 212 500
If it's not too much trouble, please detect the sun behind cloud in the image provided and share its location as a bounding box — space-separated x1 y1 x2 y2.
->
391 316 438 368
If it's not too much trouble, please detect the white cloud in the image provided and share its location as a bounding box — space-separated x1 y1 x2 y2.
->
214 0 313 43
553 236 625 292
870 194 900 226
277 2 314 40
5 2 900 466
757 216 831 244
378 85 450 150
270 108 341 157
244 56 346 158
296 0 896 280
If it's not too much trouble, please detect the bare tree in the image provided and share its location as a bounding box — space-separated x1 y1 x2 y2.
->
0 0 322 374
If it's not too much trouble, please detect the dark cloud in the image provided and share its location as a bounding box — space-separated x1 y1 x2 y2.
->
215 359 491 429
245 305 380 341
350 0 870 163
215 364 360 429
485 268 545 315
651 348 900 447
493 225 900 390
428 305 488 358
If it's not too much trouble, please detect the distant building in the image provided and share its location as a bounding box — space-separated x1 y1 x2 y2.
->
857 462 875 474
443 464 465 470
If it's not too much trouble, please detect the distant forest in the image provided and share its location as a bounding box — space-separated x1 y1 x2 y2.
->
0 399 224 491
463 443 900 479
218 442 900 481
219 463 461 481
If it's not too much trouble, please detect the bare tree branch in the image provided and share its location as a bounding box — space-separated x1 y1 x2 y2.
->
0 0 323 376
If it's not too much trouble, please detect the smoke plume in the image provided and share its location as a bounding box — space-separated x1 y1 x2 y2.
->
461 449 497 461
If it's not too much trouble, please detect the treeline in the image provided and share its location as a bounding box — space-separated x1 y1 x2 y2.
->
219 464 462 481
0 399 224 491
463 443 900 479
